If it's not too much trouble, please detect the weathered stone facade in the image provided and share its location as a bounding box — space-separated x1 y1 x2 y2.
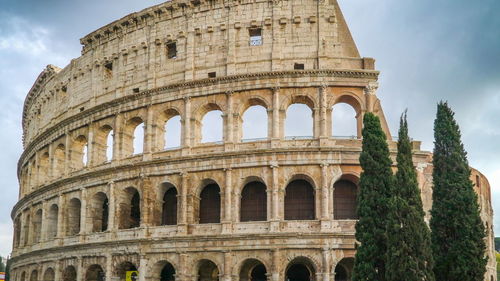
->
10 0 496 280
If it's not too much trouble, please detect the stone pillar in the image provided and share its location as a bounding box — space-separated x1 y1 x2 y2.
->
76 257 83 281
271 88 280 141
105 254 114 281
57 194 65 238
270 163 280 231
138 255 148 281
144 106 154 156
320 163 329 221
222 168 233 233
107 181 117 231
224 91 234 144
64 133 71 174
79 188 88 237
140 176 153 227
223 252 232 281
54 260 62 281
48 144 54 180
40 201 48 242
113 114 123 160
178 172 189 234
322 248 331 281
87 122 95 167
319 85 328 138
182 97 192 152
271 249 280 281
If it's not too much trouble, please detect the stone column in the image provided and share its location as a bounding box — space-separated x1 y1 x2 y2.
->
40 201 48 242
270 163 280 232
225 91 234 144
322 248 331 281
182 97 192 152
87 122 95 167
271 249 280 281
144 106 154 156
79 188 88 238
57 194 65 238
107 181 117 231
319 85 328 138
138 255 148 281
178 172 189 234
320 163 329 221
223 252 232 281
64 133 71 174
48 143 54 180
54 260 62 281
222 168 233 234
113 114 123 160
271 88 280 141
105 254 114 281
76 257 83 281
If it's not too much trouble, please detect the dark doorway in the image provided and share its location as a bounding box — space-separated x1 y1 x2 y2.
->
284 180 315 220
162 187 178 225
240 182 267 222
160 263 176 281
286 264 311 281
199 184 221 224
333 180 358 220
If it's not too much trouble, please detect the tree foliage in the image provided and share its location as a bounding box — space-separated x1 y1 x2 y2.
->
430 101 487 281
385 112 435 281
352 113 394 281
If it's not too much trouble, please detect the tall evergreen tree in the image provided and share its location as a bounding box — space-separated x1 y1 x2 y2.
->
386 112 435 281
0 257 4 271
430 102 487 281
5 258 10 281
352 113 394 281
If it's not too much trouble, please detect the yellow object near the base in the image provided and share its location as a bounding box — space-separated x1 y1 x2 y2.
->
126 271 138 281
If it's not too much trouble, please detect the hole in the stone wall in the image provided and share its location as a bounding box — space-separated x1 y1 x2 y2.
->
249 28 262 46
166 42 177 59
294 63 305 70
132 88 140 93
208 72 217 78
104 62 113 71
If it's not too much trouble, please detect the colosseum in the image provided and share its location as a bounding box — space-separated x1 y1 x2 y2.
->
9 0 496 280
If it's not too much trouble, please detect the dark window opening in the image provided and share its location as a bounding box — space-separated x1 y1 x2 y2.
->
167 42 177 59
199 184 221 224
286 264 311 281
80 107 85 112
160 263 176 281
284 179 315 220
208 72 217 78
294 63 305 70
133 88 140 93
240 182 267 222
130 191 141 228
334 180 358 220
101 198 109 231
104 62 113 71
476 175 481 188
251 264 267 281
249 28 262 46
162 188 178 225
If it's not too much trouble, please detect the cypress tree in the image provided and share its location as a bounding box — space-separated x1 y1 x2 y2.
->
0 257 4 271
352 113 394 281
386 112 435 281
430 102 487 281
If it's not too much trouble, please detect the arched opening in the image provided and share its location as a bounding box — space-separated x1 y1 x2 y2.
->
86 264 105 281
124 117 144 156
197 259 219 281
43 268 55 281
23 214 30 246
285 258 316 281
161 184 178 226
332 103 357 138
39 152 50 182
32 209 42 244
47 204 59 239
199 183 221 224
285 104 313 139
14 216 21 248
116 262 138 281
239 259 267 281
334 258 354 281
164 115 182 149
72 135 88 170
333 179 358 220
20 272 26 281
201 110 223 143
30 270 38 281
242 105 268 141
67 198 82 236
91 192 109 233
240 181 267 222
284 179 315 220
54 144 65 177
106 130 114 161
95 125 114 163
119 187 141 229
62 266 77 281
160 263 176 281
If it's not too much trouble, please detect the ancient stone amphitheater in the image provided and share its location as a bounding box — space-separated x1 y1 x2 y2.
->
10 0 496 281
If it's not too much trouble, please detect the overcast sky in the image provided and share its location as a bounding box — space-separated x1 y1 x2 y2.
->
0 0 499 257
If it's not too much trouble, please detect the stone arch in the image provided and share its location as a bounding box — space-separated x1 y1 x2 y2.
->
283 95 315 139
238 258 267 281
114 261 138 281
90 192 109 233
196 259 220 281
53 143 66 178
333 258 354 281
333 175 359 220
72 135 88 170
38 151 50 183
32 208 43 243
46 204 59 239
160 182 178 226
66 197 82 236
284 256 317 281
332 94 363 139
284 175 316 220
30 270 38 281
194 103 224 144
124 117 145 156
43 268 55 281
85 264 105 281
238 97 270 142
62 266 77 281
20 272 26 281
157 108 182 151
198 180 221 224
119 187 141 229
150 260 176 281
240 180 267 222
95 125 114 163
